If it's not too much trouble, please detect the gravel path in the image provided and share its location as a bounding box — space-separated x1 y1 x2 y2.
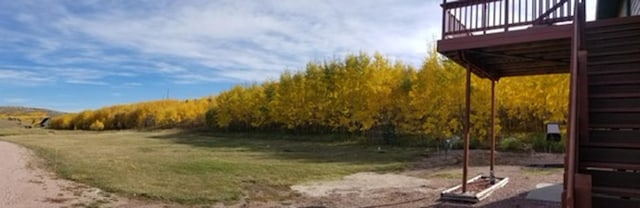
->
1 140 109 207
0 141 168 208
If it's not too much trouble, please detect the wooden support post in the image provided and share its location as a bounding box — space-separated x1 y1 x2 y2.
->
462 63 471 193
442 0 447 39
575 173 592 208
564 1 583 207
490 80 496 183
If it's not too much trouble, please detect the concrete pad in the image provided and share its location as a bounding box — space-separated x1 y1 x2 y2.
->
526 183 562 202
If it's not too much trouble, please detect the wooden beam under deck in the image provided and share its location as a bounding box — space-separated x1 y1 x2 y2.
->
437 24 572 53
467 50 567 65
438 16 640 80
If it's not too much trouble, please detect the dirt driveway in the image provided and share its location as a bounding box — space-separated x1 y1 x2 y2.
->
0 141 169 208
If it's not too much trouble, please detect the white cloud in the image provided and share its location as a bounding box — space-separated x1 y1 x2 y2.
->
1 0 602 88
54 0 440 83
65 79 108 86
52 68 135 85
0 69 53 84
3 98 29 104
123 82 142 86
154 62 186 74
0 66 132 86
172 74 231 84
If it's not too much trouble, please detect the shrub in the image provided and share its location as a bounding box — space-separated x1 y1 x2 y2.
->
527 133 566 153
530 133 548 152
498 137 525 152
448 136 480 150
89 120 105 131
205 108 217 128
469 137 481 149
549 137 566 153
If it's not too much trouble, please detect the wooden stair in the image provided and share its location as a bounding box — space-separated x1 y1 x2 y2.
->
579 16 640 207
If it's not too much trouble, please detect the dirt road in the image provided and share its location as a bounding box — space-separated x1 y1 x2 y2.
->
0 140 164 208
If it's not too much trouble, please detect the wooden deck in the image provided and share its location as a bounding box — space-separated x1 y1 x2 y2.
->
437 15 640 80
437 24 572 79
438 0 576 80
437 1 640 207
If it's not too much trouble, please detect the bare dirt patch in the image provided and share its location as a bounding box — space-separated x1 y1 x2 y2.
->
0 141 173 208
284 150 564 208
291 172 433 198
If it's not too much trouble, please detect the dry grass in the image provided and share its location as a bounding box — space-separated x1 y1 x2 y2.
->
521 167 564 176
0 129 425 204
0 119 50 136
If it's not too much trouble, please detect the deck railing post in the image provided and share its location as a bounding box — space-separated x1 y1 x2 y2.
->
442 0 447 39
441 0 576 38
504 0 509 31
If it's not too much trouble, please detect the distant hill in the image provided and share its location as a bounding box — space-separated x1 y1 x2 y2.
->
0 106 64 118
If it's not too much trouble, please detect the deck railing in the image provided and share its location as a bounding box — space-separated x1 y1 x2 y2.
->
442 0 576 39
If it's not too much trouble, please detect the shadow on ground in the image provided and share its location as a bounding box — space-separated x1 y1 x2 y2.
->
148 130 429 166
147 130 566 169
431 192 560 208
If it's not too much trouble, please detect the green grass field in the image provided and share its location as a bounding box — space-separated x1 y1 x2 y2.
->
0 128 425 204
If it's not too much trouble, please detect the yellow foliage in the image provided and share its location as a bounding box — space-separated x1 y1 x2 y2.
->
49 97 215 130
49 52 569 139
89 120 104 131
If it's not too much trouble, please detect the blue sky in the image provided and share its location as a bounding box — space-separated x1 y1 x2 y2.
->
0 0 595 112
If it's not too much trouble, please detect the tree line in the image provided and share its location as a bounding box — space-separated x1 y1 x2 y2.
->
49 52 568 143
49 99 213 130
